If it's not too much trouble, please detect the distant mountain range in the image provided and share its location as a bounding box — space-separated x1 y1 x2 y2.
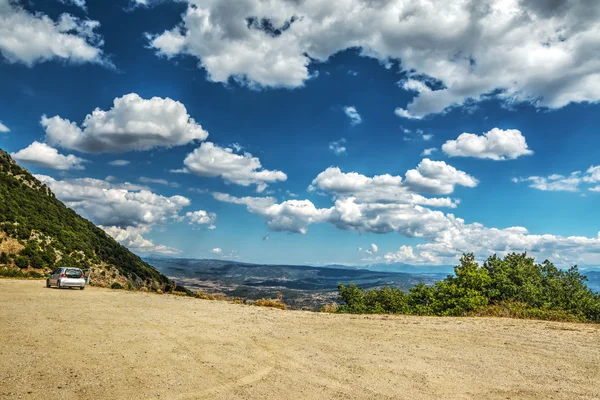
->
146 256 600 300
145 256 451 309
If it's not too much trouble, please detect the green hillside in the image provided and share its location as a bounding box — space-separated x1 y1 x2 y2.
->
0 148 172 290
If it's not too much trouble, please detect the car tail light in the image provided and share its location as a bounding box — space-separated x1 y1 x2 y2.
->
81 274 85 278
61 273 66 278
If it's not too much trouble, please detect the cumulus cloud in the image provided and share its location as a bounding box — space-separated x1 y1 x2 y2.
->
309 166 460 207
0 121 9 133
186 210 216 228
584 166 600 184
146 0 600 115
329 138 346 155
442 128 533 160
343 106 362 125
108 160 130 166
34 174 207 254
421 148 437 156
100 226 180 255
42 93 208 153
214 192 331 234
363 243 378 255
210 248 222 254
514 165 600 193
180 142 287 192
11 142 87 170
0 0 107 66
216 160 600 265
35 174 191 228
404 159 478 195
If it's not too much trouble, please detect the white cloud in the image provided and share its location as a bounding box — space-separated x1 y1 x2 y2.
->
404 158 478 195
210 248 222 254
514 165 600 193
309 166 460 207
180 142 287 192
186 210 216 228
139 176 180 188
329 138 346 155
363 243 378 255
101 225 180 255
216 161 600 265
343 106 362 125
0 121 9 133
421 148 437 156
146 0 600 116
35 174 191 228
34 173 205 254
395 108 422 120
214 192 331 234
11 142 87 170
59 0 87 10
0 0 107 66
584 166 600 183
516 173 581 192
108 160 130 166
442 128 533 160
42 93 208 153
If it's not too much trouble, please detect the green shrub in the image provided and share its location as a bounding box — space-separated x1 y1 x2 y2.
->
0 267 26 278
335 253 600 323
14 255 29 269
111 282 123 290
26 271 43 279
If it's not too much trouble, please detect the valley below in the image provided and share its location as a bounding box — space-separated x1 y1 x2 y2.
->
147 257 448 309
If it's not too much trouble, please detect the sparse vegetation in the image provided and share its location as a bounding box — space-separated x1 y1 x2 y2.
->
336 253 600 323
320 302 339 313
0 149 172 289
195 291 226 301
111 282 123 290
254 298 287 310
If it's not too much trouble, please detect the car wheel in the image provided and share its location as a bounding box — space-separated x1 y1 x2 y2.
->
80 286 85 290
57 281 61 289
46 280 50 288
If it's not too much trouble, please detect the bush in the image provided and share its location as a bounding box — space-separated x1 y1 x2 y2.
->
14 255 29 269
0 267 26 278
254 298 287 310
320 302 339 313
26 271 43 279
111 282 123 290
334 253 600 323
195 291 226 301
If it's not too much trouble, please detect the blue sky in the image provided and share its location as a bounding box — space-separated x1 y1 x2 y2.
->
1 0 600 267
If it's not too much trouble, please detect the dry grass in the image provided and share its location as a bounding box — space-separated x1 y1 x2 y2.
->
0 232 24 255
470 302 580 323
195 291 227 301
254 298 287 310
320 302 339 313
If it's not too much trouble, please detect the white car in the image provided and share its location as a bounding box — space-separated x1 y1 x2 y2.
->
46 267 86 290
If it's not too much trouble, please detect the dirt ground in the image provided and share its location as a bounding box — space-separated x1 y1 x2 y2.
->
1 280 599 400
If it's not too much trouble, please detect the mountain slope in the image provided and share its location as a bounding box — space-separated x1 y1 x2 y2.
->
0 148 172 289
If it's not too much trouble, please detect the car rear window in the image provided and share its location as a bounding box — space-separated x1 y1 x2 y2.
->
66 269 83 278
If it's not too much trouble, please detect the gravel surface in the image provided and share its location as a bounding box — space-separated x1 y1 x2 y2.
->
1 279 599 399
